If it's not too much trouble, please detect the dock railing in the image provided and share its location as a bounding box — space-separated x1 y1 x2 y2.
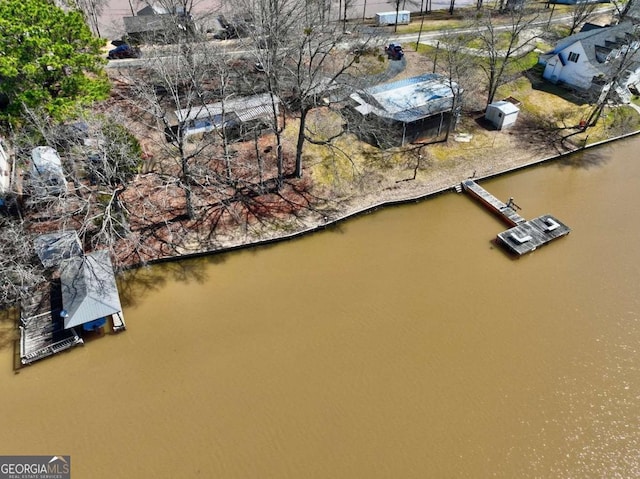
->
20 330 83 365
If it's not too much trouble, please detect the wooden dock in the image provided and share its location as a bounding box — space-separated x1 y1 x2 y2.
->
461 180 570 256
497 215 571 255
461 180 525 227
19 292 83 365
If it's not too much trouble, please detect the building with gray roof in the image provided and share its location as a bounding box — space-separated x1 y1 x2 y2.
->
168 93 280 142
123 4 194 43
539 22 640 102
347 74 458 147
59 250 123 330
34 231 83 269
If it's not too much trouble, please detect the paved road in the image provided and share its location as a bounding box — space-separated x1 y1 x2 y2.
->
106 7 604 70
98 0 478 40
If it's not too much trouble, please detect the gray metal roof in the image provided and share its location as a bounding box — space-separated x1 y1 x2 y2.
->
60 250 123 329
350 74 457 123
550 23 634 67
123 14 171 34
34 231 83 269
174 93 279 124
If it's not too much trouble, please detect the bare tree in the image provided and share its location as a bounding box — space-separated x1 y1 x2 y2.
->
439 30 477 138
65 0 108 37
0 216 46 310
117 32 226 220
585 28 640 126
13 108 148 263
238 0 307 188
614 0 636 23
286 28 372 177
473 3 541 108
567 0 599 35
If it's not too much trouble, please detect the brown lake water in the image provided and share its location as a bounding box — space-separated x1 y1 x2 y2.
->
1 137 640 478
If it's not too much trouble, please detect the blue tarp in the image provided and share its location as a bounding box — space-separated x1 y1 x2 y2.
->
82 317 107 331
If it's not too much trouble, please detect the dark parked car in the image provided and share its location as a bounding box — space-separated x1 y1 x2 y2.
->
212 15 239 40
385 43 404 60
108 44 140 60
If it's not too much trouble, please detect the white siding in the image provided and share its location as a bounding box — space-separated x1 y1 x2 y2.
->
542 41 600 90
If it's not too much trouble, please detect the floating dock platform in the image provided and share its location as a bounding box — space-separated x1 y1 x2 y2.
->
461 180 570 256
497 215 570 255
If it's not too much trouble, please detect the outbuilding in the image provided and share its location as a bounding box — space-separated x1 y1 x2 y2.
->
59 250 125 332
485 101 520 130
167 93 279 142
347 74 459 147
375 11 410 26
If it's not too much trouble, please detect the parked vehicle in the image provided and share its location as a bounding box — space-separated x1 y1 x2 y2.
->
212 15 239 39
385 43 404 60
108 43 140 60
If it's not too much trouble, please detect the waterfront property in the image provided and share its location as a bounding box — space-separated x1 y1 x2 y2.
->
59 250 126 333
19 289 84 366
461 180 570 255
19 243 126 365
346 74 458 147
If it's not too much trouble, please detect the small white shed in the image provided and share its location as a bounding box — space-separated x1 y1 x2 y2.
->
375 11 410 26
485 101 520 130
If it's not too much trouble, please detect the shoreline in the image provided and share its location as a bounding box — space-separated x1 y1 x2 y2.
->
133 129 640 269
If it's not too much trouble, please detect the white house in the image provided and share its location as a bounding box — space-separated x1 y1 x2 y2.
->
539 22 640 103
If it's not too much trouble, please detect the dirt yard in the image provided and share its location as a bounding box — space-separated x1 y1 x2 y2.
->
100 45 639 265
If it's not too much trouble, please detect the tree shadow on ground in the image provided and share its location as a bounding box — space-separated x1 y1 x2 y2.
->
117 174 337 307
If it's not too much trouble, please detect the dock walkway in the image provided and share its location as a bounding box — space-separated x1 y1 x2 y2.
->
461 180 570 255
462 179 525 227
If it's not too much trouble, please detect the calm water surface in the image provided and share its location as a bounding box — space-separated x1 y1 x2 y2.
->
1 138 639 478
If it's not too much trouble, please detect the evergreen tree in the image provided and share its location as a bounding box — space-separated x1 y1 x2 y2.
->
0 0 109 121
